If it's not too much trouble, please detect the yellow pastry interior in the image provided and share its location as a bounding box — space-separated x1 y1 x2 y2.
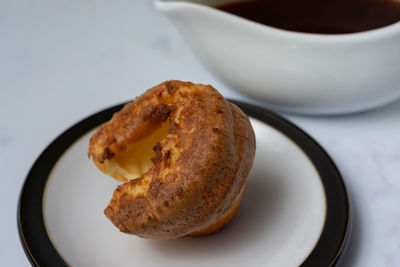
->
104 122 170 181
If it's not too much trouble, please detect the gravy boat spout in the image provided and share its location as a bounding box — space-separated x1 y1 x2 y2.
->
155 0 400 114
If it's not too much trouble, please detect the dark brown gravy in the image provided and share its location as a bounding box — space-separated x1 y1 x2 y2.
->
216 0 400 34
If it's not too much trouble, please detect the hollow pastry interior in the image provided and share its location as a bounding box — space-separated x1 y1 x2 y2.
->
106 122 170 181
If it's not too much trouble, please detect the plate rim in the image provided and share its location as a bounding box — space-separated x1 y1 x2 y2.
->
17 100 349 267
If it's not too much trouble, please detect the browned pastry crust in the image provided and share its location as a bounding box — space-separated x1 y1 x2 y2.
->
88 80 256 239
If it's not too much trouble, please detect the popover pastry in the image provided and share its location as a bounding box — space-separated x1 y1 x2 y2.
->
88 80 256 239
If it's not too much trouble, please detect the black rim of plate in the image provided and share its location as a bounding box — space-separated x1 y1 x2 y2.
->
18 100 349 267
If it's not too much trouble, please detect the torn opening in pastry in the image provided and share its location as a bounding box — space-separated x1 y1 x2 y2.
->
104 122 170 181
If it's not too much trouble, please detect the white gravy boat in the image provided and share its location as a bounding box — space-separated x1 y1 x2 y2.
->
155 0 400 114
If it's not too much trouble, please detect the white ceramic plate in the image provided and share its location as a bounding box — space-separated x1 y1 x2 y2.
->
18 101 349 266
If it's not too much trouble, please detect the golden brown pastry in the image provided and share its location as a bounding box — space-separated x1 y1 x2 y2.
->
88 80 255 239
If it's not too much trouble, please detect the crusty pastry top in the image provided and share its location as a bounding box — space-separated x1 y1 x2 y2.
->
88 80 255 239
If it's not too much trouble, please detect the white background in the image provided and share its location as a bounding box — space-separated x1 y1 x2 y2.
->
1 0 400 266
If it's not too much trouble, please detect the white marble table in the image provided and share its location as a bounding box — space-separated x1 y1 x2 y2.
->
1 0 399 266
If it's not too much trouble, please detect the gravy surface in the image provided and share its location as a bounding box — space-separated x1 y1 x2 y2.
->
216 0 400 34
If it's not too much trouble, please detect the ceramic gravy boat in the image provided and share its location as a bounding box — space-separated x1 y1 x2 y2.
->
155 0 400 114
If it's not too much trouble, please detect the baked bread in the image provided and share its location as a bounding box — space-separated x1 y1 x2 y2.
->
88 80 256 239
